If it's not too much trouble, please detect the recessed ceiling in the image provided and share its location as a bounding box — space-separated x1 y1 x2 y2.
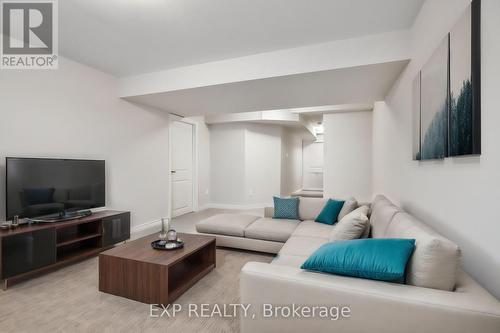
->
60 0 424 76
124 60 408 116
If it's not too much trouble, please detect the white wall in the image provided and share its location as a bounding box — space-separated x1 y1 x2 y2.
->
209 123 281 207
372 0 500 297
209 124 247 205
245 124 282 204
281 128 303 196
0 57 170 232
324 111 373 202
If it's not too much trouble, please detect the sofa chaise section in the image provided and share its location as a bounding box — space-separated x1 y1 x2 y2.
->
195 214 259 237
195 213 293 254
244 218 300 242
195 197 345 253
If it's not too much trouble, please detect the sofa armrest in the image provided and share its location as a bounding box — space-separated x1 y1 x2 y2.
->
264 207 274 218
240 262 500 333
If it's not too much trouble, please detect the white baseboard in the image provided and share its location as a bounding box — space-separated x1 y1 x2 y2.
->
130 218 162 240
197 204 211 211
202 203 271 210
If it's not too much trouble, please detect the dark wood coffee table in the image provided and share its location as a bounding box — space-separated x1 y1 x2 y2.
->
99 233 216 305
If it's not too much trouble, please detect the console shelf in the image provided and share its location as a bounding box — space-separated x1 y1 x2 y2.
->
57 245 102 263
56 233 102 247
0 210 130 289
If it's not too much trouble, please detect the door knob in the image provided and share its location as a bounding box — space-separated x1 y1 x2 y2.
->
171 170 176 174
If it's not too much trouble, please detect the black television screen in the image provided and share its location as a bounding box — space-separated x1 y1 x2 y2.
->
6 158 105 220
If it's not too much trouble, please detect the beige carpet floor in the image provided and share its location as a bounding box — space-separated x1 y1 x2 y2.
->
0 209 273 333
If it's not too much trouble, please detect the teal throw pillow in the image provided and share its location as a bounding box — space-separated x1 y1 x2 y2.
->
301 238 416 282
315 199 345 225
273 196 299 220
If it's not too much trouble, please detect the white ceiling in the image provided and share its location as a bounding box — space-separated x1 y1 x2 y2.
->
124 60 408 116
60 0 424 76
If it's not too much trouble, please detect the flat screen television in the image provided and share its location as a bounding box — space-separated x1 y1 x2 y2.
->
6 157 105 220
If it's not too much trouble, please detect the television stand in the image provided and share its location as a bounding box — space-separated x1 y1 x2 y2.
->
0 210 130 289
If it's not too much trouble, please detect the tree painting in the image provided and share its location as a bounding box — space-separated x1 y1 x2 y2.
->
412 73 421 160
449 3 476 156
413 0 480 160
450 80 473 155
421 106 447 160
419 36 448 160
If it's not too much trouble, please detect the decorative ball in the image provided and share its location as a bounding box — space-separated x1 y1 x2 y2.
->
167 229 177 242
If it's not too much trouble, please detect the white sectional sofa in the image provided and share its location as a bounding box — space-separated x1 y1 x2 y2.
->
195 196 358 254
196 195 500 333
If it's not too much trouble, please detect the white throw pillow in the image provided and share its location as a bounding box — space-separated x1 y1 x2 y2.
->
338 197 358 220
330 206 370 241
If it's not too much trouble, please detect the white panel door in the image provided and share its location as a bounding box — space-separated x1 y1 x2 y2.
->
302 140 324 190
170 121 194 217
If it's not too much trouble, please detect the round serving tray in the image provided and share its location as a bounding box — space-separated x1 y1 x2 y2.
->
151 239 184 250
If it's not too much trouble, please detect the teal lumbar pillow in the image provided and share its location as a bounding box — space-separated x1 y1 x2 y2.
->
315 198 345 225
301 238 416 282
273 196 299 220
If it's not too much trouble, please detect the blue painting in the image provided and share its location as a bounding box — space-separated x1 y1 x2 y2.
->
419 37 448 160
449 4 476 156
413 0 481 161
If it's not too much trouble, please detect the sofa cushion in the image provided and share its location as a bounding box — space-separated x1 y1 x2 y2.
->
298 197 327 220
315 199 345 225
244 217 300 242
301 238 416 282
291 220 333 239
271 254 308 268
338 197 358 220
264 206 274 218
273 196 300 220
279 236 328 257
196 214 260 237
385 212 461 291
371 194 392 211
370 195 400 238
330 206 370 241
298 197 359 221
